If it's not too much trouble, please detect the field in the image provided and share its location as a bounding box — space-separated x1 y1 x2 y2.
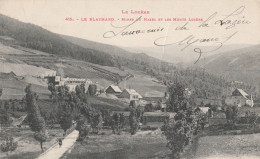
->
0 127 64 159
0 43 128 100
179 124 260 159
238 107 260 116
61 129 169 159
0 78 51 100
88 96 128 111
119 69 166 98
194 133 260 159
0 42 166 101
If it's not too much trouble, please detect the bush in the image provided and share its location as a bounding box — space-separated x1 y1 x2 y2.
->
144 103 154 112
88 84 97 96
129 106 143 135
75 115 90 142
248 112 258 129
0 136 18 155
111 113 125 135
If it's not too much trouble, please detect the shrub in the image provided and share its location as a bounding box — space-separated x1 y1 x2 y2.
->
111 113 125 135
0 136 18 155
129 106 143 135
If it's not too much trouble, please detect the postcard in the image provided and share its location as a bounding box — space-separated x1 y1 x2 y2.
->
0 0 260 159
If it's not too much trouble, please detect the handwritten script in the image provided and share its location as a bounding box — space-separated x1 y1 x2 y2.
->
103 6 251 64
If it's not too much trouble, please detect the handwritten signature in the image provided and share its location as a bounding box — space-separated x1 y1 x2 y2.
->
103 6 251 64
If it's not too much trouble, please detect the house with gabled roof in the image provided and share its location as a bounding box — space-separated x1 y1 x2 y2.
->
225 88 254 107
120 89 142 101
105 84 122 96
195 107 210 114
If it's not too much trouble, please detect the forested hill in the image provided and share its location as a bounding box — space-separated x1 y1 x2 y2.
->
197 44 260 87
0 14 257 101
60 34 171 72
0 14 114 66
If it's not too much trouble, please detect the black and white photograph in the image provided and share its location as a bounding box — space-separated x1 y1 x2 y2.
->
0 0 260 158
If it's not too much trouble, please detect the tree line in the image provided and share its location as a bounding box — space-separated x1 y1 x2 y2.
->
0 14 115 66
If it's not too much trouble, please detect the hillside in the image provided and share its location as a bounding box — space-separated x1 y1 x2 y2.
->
59 35 172 72
0 42 129 99
0 13 258 102
122 44 253 64
0 72 50 100
0 38 167 99
0 14 114 66
0 14 173 77
197 44 260 92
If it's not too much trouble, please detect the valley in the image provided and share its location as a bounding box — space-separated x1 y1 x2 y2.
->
0 12 259 159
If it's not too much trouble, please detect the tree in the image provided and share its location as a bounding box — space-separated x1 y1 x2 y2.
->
101 109 112 126
162 111 199 159
68 92 81 113
129 100 137 108
0 136 18 155
89 111 103 134
144 103 154 112
162 82 205 158
225 106 238 128
231 106 238 124
34 131 47 152
48 112 57 129
111 113 125 135
4 101 9 111
58 103 73 135
57 85 69 101
88 84 97 96
75 84 87 103
79 103 103 134
162 118 187 159
75 115 90 142
129 106 143 135
0 110 11 128
225 106 232 123
167 82 187 112
48 83 58 103
247 112 258 129
25 84 48 152
10 99 15 112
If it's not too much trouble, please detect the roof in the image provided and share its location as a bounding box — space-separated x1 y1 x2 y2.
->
233 88 249 99
106 85 122 93
55 76 61 82
111 111 176 118
123 89 142 98
198 107 210 114
62 77 87 82
143 112 175 118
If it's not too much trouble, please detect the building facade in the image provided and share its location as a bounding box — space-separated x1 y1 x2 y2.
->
105 85 122 96
225 88 254 107
120 89 142 101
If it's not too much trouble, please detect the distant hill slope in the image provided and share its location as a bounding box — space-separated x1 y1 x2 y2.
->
0 14 173 75
197 44 260 87
122 44 253 64
0 72 50 100
60 35 133 57
0 14 114 66
59 35 171 71
58 35 260 99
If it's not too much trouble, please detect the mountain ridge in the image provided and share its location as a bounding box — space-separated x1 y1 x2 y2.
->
196 44 260 89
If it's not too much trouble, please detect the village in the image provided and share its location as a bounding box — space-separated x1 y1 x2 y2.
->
1 63 259 159
43 70 256 129
0 4 260 158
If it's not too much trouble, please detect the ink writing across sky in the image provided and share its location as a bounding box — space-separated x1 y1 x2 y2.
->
103 6 251 64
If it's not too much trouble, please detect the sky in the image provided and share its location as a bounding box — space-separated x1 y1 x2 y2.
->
0 0 259 47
